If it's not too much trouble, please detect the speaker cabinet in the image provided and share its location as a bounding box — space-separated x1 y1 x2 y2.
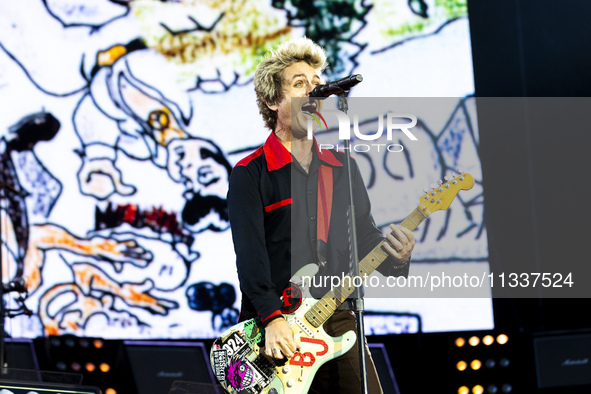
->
124 341 216 394
534 331 591 388
3 338 39 370
369 343 400 394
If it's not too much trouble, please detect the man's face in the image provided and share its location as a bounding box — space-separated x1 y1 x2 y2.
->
273 62 322 138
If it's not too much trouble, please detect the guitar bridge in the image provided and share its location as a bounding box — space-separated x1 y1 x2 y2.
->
248 354 277 393
252 354 276 380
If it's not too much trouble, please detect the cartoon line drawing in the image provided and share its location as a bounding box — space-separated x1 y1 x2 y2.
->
0 0 489 337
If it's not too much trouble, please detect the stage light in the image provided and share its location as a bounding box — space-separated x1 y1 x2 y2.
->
457 361 467 371
499 358 510 367
105 389 117 394
501 383 512 393
458 386 469 394
483 335 494 345
472 384 484 394
485 359 495 368
456 337 466 347
487 384 498 393
470 359 482 370
469 336 480 346
44 336 121 392
497 334 508 345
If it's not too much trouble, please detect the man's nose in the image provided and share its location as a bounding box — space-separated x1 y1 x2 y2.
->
305 81 315 96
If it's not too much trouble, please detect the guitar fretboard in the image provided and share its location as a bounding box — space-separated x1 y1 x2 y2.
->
304 207 428 328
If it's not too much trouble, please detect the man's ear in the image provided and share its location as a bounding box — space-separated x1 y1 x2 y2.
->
266 99 277 111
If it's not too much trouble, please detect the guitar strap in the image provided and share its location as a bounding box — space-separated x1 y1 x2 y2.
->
316 164 333 267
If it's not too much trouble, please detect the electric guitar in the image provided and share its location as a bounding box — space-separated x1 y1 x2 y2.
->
210 172 475 393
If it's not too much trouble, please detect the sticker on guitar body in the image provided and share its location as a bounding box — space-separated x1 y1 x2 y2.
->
225 358 256 391
243 319 263 346
290 337 329 367
212 349 228 382
222 331 251 360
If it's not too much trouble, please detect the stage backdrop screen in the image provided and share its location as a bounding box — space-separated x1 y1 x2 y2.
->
0 0 492 338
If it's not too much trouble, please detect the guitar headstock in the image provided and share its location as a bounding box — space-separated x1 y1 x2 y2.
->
418 172 475 215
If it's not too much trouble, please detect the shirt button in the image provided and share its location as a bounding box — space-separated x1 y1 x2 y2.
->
310 216 316 221
308 190 313 195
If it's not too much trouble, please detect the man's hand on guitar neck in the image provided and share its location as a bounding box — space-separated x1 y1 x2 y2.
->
264 317 299 359
384 224 415 267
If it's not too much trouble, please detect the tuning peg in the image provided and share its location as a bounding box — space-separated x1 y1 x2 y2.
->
423 187 430 194
444 175 452 182
451 171 457 178
429 183 437 189
437 179 443 185
456 168 463 174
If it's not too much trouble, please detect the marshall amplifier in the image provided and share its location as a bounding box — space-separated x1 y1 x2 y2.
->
124 341 216 394
2 338 39 370
533 331 591 388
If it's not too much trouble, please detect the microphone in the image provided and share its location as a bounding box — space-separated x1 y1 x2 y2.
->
310 74 363 97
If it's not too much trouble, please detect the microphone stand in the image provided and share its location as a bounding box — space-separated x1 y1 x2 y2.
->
0 179 30 375
336 92 369 394
0 183 6 375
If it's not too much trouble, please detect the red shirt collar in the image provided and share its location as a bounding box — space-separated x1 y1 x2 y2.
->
263 132 342 171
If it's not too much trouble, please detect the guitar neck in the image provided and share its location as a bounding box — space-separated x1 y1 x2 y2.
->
304 207 428 328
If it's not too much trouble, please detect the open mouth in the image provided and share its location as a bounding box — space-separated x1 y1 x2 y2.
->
299 98 327 131
301 100 319 114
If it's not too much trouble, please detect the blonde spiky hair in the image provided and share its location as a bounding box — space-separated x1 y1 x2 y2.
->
254 37 327 131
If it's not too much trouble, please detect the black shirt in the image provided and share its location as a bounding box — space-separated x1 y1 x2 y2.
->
227 132 406 324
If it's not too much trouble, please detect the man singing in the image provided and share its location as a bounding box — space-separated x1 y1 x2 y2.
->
227 37 415 393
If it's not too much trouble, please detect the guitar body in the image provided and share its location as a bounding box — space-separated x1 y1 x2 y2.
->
210 264 356 394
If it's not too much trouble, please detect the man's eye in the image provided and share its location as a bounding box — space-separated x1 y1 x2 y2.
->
294 81 303 87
